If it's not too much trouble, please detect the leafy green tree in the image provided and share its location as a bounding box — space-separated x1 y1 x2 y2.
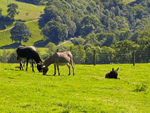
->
41 21 68 44
46 42 57 54
43 5 63 22
10 22 32 43
71 37 85 45
70 44 86 64
8 52 17 63
80 15 104 37
115 40 139 63
81 15 102 30
115 28 132 41
7 3 19 19
99 46 116 64
85 47 94 64
84 33 98 46
96 33 116 47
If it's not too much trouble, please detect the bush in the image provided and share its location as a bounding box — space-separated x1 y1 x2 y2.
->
134 82 148 92
7 52 17 63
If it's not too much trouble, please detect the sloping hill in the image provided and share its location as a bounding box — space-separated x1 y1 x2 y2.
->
0 0 45 48
0 20 43 48
0 0 44 20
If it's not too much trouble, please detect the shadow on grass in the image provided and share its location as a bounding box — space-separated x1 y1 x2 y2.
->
33 39 49 47
0 43 24 49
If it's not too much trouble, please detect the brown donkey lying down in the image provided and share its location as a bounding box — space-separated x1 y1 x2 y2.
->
105 68 120 79
42 51 75 76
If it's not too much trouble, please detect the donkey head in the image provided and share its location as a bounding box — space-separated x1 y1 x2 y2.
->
37 62 43 72
42 65 49 75
105 67 119 79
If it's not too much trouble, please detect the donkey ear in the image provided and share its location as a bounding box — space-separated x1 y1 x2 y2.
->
116 67 119 71
38 62 43 65
112 68 114 71
37 63 41 65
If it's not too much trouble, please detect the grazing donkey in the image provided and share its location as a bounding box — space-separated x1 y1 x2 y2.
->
105 68 119 79
42 51 75 76
17 46 36 66
16 46 42 72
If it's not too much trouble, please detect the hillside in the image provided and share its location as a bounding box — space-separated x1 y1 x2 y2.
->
0 0 44 19
0 0 45 48
0 20 44 48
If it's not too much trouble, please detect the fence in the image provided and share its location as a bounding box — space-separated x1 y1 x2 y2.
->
93 50 150 66
1 49 150 65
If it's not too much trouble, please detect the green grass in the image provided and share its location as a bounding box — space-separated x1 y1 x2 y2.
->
0 63 149 112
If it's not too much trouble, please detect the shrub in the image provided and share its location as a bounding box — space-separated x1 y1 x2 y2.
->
134 82 148 92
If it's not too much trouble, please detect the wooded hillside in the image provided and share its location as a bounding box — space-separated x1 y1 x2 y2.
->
1 0 150 64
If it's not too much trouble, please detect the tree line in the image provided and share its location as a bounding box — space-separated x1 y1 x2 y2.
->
1 37 150 64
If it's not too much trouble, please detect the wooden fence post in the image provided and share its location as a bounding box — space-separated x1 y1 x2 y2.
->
93 50 96 66
132 51 135 66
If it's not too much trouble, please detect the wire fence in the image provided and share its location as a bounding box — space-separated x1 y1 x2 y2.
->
1 49 150 65
93 50 150 65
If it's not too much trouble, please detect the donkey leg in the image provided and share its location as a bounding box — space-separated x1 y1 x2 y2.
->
20 60 24 70
31 59 34 72
26 59 29 71
71 61 75 76
67 63 71 75
54 64 56 76
56 63 60 76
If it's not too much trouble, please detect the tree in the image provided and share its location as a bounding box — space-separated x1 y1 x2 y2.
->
70 45 86 64
71 37 85 45
10 22 32 43
84 33 98 46
96 33 116 47
41 21 68 44
115 40 139 63
7 3 19 19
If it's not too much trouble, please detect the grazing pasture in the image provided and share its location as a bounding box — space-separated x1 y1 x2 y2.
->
0 63 150 112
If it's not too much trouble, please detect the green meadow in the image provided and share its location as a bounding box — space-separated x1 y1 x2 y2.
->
0 63 149 112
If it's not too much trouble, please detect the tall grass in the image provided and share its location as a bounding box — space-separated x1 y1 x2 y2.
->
0 63 149 112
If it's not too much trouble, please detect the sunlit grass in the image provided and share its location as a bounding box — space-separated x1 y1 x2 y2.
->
0 63 149 112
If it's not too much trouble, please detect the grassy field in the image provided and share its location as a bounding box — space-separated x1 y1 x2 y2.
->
0 63 149 112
